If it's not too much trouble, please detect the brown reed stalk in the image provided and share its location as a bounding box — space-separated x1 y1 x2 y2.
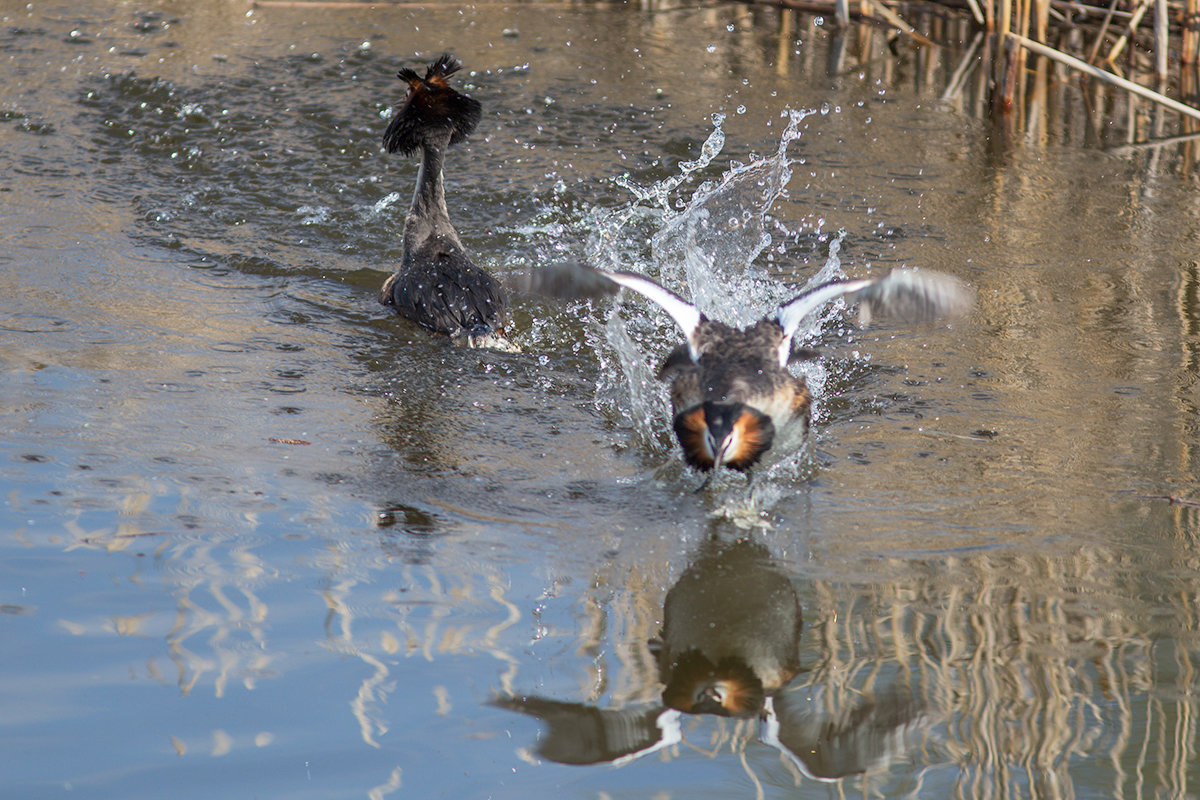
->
1155 0 1170 78
1086 0 1124 64
1105 0 1154 66
1036 0 1051 41
1184 0 1200 63
1018 0 1033 43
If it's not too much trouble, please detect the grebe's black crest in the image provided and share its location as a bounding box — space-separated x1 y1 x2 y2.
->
525 261 972 473
383 53 482 156
378 53 513 350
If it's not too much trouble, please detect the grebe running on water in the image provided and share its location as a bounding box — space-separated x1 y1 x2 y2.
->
379 53 513 350
528 262 972 476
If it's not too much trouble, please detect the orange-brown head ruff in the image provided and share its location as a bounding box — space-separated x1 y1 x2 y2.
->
673 401 775 473
382 53 482 156
661 650 767 717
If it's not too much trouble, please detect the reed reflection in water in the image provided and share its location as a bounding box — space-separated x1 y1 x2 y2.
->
493 518 1199 798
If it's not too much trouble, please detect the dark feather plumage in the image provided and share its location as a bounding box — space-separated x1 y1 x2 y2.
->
382 53 482 156
385 249 508 339
378 53 512 349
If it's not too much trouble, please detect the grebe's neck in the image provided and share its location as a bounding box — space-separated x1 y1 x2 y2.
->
410 142 451 223
401 133 465 259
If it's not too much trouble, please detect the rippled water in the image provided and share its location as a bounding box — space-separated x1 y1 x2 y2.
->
3 2 1200 798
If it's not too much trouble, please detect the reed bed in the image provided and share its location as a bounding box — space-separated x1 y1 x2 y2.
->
722 0 1200 133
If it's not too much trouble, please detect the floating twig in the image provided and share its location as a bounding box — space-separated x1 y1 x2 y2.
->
81 531 171 544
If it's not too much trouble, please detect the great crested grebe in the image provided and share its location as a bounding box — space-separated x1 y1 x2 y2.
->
378 53 513 350
527 261 972 475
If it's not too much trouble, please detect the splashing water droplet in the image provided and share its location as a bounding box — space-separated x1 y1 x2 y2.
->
520 107 839 471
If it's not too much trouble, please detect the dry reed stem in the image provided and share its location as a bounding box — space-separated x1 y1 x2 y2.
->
1157 0 1171 77
965 0 986 25
1105 0 1155 65
1186 0 1200 62
942 31 986 100
1086 0 1123 64
1012 33 1200 120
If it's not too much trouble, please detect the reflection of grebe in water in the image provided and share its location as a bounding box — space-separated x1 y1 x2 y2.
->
527 262 971 476
494 538 928 777
653 537 803 717
379 54 513 350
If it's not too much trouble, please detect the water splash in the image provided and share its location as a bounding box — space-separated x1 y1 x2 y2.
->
652 109 815 324
370 191 402 217
581 109 851 455
612 113 726 213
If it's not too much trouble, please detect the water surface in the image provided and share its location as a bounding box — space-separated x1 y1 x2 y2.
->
2 2 1199 798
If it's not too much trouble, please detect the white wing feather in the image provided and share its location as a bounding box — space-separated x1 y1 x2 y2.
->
603 270 702 344
775 269 971 366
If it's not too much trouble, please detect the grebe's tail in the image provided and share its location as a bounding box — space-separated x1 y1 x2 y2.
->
382 53 482 156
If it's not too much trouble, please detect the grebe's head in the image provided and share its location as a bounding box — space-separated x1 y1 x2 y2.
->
673 400 775 473
383 53 482 156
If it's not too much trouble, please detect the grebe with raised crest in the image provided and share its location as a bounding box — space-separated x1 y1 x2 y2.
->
379 53 514 350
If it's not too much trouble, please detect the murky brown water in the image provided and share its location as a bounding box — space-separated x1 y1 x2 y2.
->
3 1 1199 798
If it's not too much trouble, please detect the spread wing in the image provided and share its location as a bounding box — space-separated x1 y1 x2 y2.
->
491 695 681 767
775 268 972 366
524 261 703 356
